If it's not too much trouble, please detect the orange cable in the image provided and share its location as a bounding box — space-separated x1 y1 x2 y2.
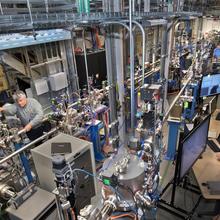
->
110 213 136 220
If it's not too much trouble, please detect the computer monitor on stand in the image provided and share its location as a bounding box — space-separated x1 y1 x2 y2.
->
178 115 211 182
200 73 220 98
159 115 211 219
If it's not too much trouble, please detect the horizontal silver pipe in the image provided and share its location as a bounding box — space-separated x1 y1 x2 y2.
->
17 128 26 136
68 88 105 109
0 128 58 165
10 116 49 139
126 66 160 86
30 58 62 69
137 66 160 84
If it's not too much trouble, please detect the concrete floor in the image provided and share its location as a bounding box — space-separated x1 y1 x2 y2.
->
157 160 217 220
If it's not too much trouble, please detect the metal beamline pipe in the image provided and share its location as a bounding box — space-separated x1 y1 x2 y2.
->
132 20 146 86
136 67 160 86
122 20 146 86
0 128 58 165
162 73 193 124
15 116 49 137
127 66 160 84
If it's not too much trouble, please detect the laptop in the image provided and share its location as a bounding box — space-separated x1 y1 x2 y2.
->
51 142 72 155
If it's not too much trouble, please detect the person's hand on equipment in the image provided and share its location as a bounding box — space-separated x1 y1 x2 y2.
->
0 107 4 112
24 123 32 132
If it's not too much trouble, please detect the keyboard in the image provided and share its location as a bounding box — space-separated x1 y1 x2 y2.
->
207 140 220 152
216 112 220 121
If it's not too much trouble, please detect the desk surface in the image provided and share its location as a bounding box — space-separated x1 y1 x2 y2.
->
193 146 220 200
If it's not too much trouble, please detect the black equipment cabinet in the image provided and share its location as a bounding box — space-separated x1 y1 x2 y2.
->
75 50 107 90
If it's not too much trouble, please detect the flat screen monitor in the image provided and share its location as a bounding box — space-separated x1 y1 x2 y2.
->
200 73 220 97
179 115 210 181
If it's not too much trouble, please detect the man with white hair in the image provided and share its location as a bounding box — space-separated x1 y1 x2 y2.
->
0 90 44 141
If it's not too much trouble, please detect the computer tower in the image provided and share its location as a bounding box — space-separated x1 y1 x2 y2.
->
31 133 97 212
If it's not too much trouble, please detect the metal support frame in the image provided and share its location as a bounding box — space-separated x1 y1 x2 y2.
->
160 24 168 80
82 28 91 94
60 43 68 89
152 27 158 68
35 45 45 77
60 39 79 94
26 0 36 37
158 23 169 115
0 11 202 34
23 47 32 78
158 195 202 219
0 3 3 15
0 29 71 51
161 21 174 113
159 132 202 219
71 38 80 93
